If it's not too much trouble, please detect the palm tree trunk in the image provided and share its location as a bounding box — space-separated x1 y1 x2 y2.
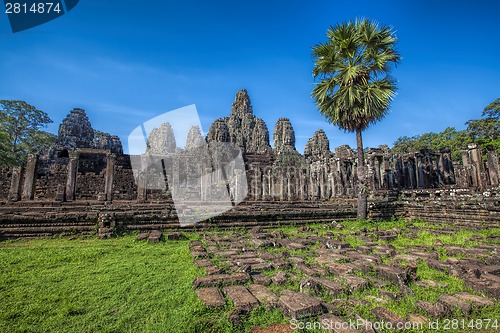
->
356 127 367 220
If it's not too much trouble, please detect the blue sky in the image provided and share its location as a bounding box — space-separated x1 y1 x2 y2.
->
1 0 499 153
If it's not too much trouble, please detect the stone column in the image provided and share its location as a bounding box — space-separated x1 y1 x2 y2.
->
280 169 287 201
8 166 23 201
21 154 38 200
486 150 499 186
261 168 269 200
298 169 305 200
65 153 78 201
374 156 381 189
439 148 455 184
468 143 484 189
254 167 262 201
136 155 148 202
415 154 425 188
104 154 116 201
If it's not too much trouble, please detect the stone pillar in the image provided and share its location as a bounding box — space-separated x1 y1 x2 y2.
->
439 148 455 184
468 143 484 189
415 154 424 188
299 169 306 200
104 154 116 201
136 155 148 202
270 168 275 200
254 167 262 201
8 166 23 201
261 168 268 200
65 153 78 201
280 169 287 201
21 154 38 200
55 184 65 201
374 156 381 189
486 150 499 186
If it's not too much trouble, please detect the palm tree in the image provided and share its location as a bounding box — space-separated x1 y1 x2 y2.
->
312 18 400 219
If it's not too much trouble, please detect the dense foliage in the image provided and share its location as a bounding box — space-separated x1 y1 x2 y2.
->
0 100 56 166
392 98 500 162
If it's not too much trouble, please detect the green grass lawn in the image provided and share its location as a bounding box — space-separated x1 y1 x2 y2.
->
1 221 499 333
0 236 208 333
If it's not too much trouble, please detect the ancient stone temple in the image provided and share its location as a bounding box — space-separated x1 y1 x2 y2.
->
0 89 499 238
1 90 500 205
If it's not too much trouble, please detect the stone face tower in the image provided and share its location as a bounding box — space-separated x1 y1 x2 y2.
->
57 108 94 149
207 118 230 143
304 129 330 161
273 118 296 154
207 89 271 154
146 123 177 154
185 126 205 151
52 108 123 155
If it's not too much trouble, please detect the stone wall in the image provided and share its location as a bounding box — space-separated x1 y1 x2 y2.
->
34 158 69 200
0 168 13 199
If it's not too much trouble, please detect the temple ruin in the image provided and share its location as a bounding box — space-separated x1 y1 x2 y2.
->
0 89 499 237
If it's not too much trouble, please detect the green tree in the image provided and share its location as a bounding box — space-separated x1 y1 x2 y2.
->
466 98 500 154
312 18 400 219
0 131 16 166
0 100 54 165
391 135 418 155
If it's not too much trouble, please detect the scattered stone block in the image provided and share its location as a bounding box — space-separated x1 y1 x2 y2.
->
272 271 287 285
379 290 400 301
190 245 206 252
248 284 279 309
319 260 353 275
224 285 259 313
167 232 184 240
253 239 275 248
196 288 225 308
379 234 397 242
407 313 429 325
206 266 224 275
376 264 408 285
279 290 323 319
415 300 449 318
463 273 500 300
427 259 449 273
288 256 306 265
272 258 291 270
191 251 209 259
312 277 344 297
259 252 276 261
415 280 447 288
338 275 369 293
438 294 471 314
136 232 149 241
227 309 241 326
326 240 351 250
190 240 202 247
372 307 406 327
454 291 494 307
194 259 212 268
192 273 249 288
251 273 272 286
217 249 239 257
250 323 294 333
320 302 341 315
147 230 162 243
251 262 273 272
